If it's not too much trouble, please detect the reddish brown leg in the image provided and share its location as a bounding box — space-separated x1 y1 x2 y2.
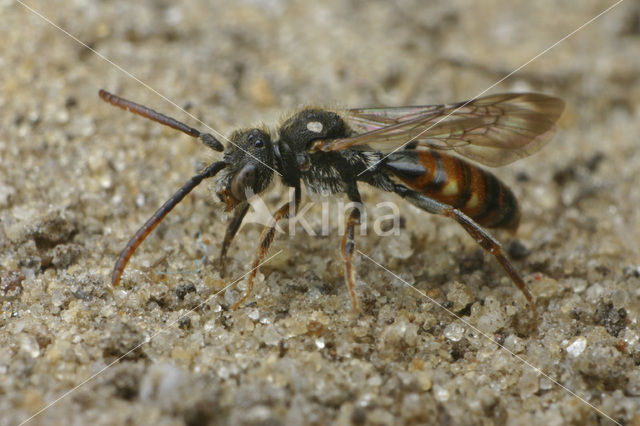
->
396 185 538 321
445 209 537 320
232 186 300 309
341 207 362 312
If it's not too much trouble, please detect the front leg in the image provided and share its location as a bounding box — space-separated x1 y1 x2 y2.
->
219 202 250 276
232 185 300 309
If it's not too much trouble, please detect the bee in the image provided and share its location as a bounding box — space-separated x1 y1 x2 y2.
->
100 89 564 319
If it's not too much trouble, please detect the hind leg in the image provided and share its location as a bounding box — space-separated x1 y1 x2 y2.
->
394 184 537 320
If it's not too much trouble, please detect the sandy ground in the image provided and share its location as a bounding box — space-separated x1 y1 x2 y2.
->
1 0 640 425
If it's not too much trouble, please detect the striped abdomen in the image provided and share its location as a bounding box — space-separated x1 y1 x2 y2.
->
384 150 520 230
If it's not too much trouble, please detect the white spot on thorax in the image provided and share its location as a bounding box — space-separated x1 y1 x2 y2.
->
306 121 323 133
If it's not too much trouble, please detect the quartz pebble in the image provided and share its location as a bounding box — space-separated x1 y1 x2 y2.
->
566 336 587 357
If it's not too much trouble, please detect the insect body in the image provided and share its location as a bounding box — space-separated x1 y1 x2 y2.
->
101 90 564 319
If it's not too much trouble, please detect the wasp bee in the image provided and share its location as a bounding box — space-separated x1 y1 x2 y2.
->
100 89 564 319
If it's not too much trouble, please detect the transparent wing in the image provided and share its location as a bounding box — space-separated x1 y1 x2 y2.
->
316 93 565 167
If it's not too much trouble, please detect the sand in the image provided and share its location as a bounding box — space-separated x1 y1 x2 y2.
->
1 0 639 424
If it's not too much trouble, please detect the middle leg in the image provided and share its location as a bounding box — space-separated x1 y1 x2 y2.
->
232 185 300 309
341 184 363 312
